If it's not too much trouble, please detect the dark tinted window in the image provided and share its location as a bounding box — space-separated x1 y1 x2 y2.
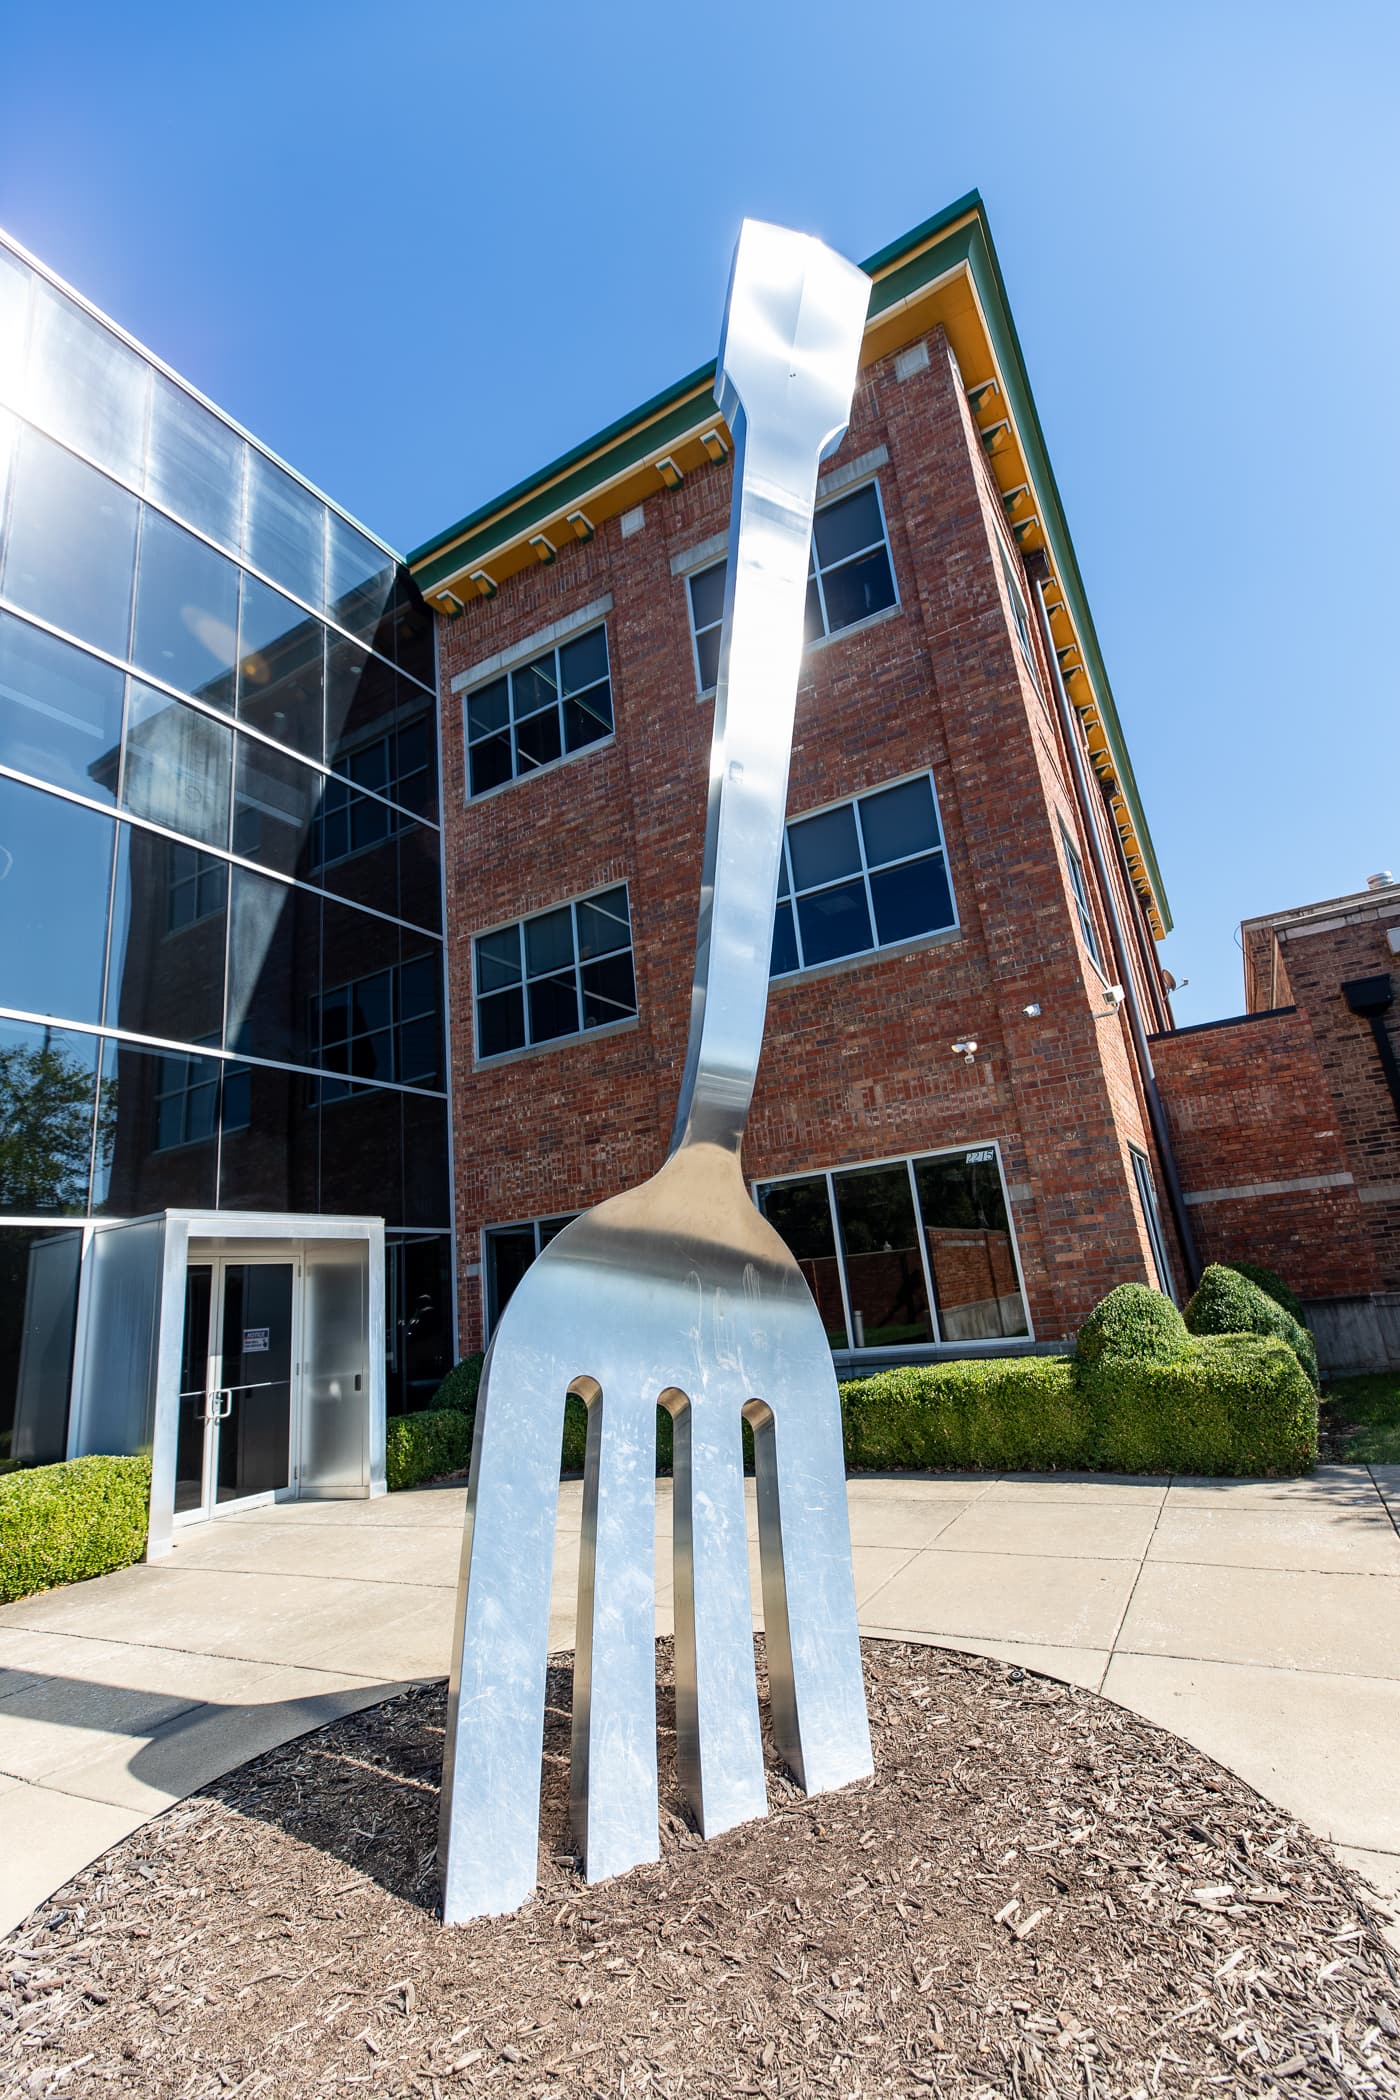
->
0 1018 98 1215
121 683 232 848
233 735 320 878
0 611 125 803
832 1162 934 1347
217 1059 319 1213
0 1222 82 1465
106 829 227 1043
92 1036 220 1214
326 514 396 647
758 1178 848 1348
0 774 114 1024
225 866 320 1066
237 574 324 760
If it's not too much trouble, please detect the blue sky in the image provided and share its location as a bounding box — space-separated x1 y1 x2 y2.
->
2 1 1395 1024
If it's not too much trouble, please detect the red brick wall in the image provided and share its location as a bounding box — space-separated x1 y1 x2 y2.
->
437 328 1172 1355
1151 1009 1380 1299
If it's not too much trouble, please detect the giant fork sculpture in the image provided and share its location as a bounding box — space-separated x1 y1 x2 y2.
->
439 220 874 1923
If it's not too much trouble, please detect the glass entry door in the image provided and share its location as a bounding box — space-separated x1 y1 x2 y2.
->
174 1259 296 1523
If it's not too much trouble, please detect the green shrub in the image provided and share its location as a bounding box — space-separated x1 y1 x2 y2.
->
1074 1282 1190 1369
0 1455 150 1605
431 1353 484 1416
839 1357 1087 1472
385 1408 475 1491
1186 1264 1318 1389
1222 1262 1306 1326
1083 1332 1317 1475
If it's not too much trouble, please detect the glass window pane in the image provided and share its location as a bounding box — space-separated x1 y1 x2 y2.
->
563 685 613 752
326 513 396 646
237 574 324 760
787 802 860 892
121 682 231 847
2 425 138 658
580 950 636 1028
476 927 521 993
524 905 575 978
233 735 319 877
575 886 629 960
0 611 124 802
397 819 442 933
216 1059 318 1212
914 1152 1027 1340
514 700 562 769
0 1223 83 1466
0 1018 98 1215
858 777 939 866
559 627 608 694
832 1163 934 1347
795 879 872 967
818 545 896 633
467 677 509 739
869 856 954 947
469 734 512 795
689 562 726 632
91 1035 222 1214
0 774 113 1023
401 1093 450 1226
477 987 524 1059
316 1084 403 1223
770 900 799 976
511 656 557 718
243 448 325 609
26 280 149 486
487 1226 538 1330
132 509 239 709
527 971 579 1043
813 485 884 570
385 573 435 687
695 624 722 693
106 830 226 1040
226 866 320 1065
758 1178 847 1348
145 372 245 550
0 246 31 408
803 575 823 643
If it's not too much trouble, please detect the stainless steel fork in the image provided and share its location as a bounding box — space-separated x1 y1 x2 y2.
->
438 220 874 1924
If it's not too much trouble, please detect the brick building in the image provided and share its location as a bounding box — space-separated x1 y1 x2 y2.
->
1153 875 1400 1370
410 195 1195 1366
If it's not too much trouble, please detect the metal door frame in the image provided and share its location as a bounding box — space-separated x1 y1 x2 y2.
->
172 1252 303 1529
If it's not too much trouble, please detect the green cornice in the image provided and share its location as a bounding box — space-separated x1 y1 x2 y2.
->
409 192 1170 932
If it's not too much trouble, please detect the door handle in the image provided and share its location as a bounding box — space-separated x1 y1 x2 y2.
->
216 1389 233 1420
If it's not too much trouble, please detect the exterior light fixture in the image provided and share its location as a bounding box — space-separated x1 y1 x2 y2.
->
951 1038 978 1063
1023 1003 1041 1018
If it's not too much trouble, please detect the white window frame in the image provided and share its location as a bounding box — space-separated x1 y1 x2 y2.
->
685 476 900 694
472 880 638 1064
773 768 958 981
752 1138 1033 1353
1058 819 1108 978
462 620 614 799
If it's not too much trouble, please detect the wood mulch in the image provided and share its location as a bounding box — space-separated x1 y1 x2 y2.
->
2 1639 1397 2099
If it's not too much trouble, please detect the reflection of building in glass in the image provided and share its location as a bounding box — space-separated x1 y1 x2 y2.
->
0 228 452 1465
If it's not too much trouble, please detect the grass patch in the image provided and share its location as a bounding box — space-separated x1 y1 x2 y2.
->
1321 1372 1400 1463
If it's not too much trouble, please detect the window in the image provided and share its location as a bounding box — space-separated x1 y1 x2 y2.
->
123 684 232 850
311 955 441 1102
152 1042 247 1152
1059 822 1106 973
465 625 613 795
484 1214 579 1337
772 774 955 977
1130 1146 1176 1303
999 541 1036 673
686 481 897 691
474 883 636 1059
756 1145 1030 1351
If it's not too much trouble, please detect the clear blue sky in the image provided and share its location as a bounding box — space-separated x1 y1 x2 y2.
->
2 1 1395 1025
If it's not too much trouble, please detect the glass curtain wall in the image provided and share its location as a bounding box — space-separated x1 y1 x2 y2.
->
0 231 452 1462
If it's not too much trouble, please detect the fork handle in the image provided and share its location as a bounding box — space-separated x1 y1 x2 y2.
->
670 224 871 1156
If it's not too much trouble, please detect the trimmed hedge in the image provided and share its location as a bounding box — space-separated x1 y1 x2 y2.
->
431 1352 484 1415
1222 1261 1306 1327
1079 1333 1317 1475
0 1455 150 1605
1186 1264 1319 1390
1074 1282 1190 1368
840 1357 1086 1471
386 1408 474 1491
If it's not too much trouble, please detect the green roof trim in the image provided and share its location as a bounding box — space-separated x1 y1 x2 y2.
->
409 192 1170 930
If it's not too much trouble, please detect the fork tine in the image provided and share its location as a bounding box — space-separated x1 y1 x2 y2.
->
437 1328 566 1923
571 1376 660 1881
747 1379 873 1796
665 1387 768 1836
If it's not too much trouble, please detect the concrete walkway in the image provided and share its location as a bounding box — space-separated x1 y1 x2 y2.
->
2 1464 1399 1938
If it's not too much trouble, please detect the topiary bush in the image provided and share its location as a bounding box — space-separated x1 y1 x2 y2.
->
0 1454 150 1605
1222 1262 1306 1326
840 1357 1087 1472
431 1353 484 1415
1074 1282 1190 1369
385 1408 474 1491
1087 1332 1317 1475
1186 1264 1319 1390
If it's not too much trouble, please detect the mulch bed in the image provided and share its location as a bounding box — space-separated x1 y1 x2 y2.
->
3 1639 1397 2099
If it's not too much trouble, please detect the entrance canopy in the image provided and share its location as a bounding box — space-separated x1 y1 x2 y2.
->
67 1211 385 1560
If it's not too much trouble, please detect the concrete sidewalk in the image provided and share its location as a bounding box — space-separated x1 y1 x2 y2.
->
2 1464 1398 1937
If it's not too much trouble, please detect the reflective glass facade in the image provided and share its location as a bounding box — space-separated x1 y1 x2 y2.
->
0 232 453 1463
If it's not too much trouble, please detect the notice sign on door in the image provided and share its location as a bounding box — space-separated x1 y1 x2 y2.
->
242 1327 271 1354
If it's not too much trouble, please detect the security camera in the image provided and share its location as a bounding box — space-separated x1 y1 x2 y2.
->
951 1038 978 1063
1023 1002 1042 1018
1104 985 1126 1010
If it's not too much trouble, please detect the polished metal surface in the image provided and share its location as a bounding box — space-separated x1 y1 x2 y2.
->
438 220 874 1925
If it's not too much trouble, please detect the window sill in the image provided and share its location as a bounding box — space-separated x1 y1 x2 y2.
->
466 733 617 806
473 1011 640 1072
771 922 962 991
694 600 905 702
